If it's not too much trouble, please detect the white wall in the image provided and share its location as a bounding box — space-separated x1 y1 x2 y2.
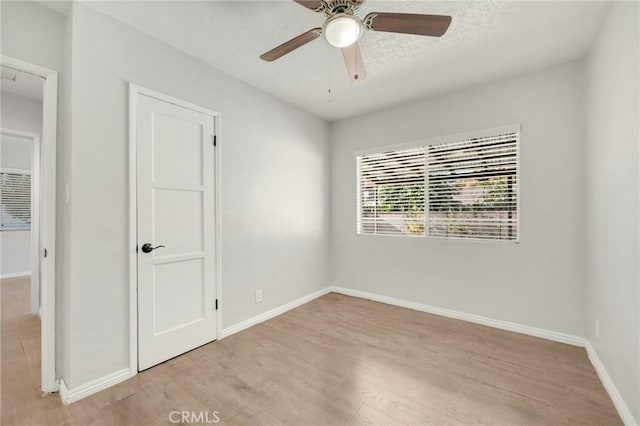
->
0 230 31 276
1 92 42 277
0 1 66 73
2 133 33 168
585 2 640 422
63 3 329 388
1 92 43 134
330 60 586 336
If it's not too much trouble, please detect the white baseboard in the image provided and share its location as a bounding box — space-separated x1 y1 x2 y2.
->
0 271 31 279
585 341 638 426
221 287 331 338
58 368 132 405
329 286 585 346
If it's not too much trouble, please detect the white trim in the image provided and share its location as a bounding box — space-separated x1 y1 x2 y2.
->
58 369 132 405
128 84 138 378
31 133 41 316
353 124 521 157
585 341 638 426
221 287 331 338
0 271 32 279
58 379 69 403
1 55 58 394
329 286 584 346
129 83 218 117
214 114 223 340
355 157 362 234
128 83 221 377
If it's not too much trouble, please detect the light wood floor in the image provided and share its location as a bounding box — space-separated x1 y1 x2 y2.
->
1 277 621 425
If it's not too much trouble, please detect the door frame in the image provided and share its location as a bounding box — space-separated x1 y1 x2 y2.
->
128 83 222 375
0 55 58 393
0 129 41 315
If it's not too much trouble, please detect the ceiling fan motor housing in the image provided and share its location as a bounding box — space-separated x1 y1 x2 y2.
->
323 0 362 17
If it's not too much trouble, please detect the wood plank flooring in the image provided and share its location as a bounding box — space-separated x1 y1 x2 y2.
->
1 277 621 425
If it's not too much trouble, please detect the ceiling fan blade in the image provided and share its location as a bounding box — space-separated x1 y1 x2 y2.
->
364 12 452 37
293 0 325 12
260 28 323 62
342 42 367 82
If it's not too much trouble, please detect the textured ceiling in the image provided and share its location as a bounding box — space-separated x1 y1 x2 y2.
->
84 1 610 121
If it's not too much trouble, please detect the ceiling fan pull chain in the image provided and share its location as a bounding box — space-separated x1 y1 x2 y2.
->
328 45 333 103
355 46 359 80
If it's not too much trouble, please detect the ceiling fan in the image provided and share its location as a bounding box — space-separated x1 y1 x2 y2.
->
260 0 452 82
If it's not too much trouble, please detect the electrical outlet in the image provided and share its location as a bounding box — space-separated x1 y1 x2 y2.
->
594 318 600 339
255 290 263 303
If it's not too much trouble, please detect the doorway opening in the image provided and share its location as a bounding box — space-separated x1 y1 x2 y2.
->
1 56 58 394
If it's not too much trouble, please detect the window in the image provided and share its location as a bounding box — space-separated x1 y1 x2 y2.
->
0 169 32 231
357 130 519 241
358 147 426 236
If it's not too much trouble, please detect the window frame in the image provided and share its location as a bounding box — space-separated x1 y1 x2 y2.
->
355 124 521 243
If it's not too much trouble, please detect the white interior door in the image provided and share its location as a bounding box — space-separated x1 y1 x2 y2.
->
136 93 217 371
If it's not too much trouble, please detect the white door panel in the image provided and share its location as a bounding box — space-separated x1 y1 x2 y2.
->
152 113 204 185
137 94 217 371
153 189 204 256
153 258 205 334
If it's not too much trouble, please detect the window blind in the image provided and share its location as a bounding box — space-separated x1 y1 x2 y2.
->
358 147 426 236
0 169 32 231
356 131 519 241
427 132 518 240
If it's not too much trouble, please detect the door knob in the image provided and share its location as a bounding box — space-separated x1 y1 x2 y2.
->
141 243 165 254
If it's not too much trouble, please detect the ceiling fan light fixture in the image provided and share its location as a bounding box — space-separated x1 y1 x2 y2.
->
323 13 363 48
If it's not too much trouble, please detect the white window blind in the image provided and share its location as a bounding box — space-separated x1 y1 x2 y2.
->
428 133 518 240
0 169 32 231
357 131 519 241
358 147 426 236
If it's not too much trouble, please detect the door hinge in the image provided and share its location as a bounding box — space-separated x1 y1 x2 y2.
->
43 248 48 258
213 134 217 147
215 299 218 310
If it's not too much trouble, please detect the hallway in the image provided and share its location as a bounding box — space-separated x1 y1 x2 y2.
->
1 277 50 423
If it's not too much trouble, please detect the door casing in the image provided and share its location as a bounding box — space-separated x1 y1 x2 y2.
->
128 83 222 375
